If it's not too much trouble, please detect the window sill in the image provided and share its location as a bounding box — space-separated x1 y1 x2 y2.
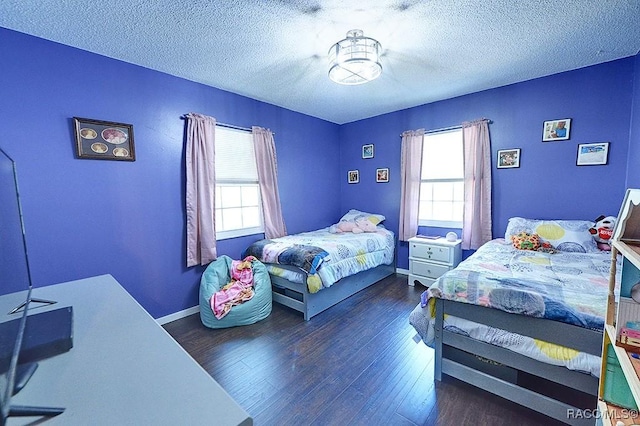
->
216 226 264 240
418 219 462 229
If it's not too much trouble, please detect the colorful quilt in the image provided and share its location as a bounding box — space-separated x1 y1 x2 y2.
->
244 227 395 293
409 238 620 377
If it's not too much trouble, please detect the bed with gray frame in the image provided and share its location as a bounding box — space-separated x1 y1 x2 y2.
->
431 298 601 426
243 224 396 320
410 235 617 426
270 263 395 320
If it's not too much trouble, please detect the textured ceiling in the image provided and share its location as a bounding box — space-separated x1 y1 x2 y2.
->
1 0 640 124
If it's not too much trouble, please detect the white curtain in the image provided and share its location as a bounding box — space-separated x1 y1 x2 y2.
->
398 129 425 241
462 119 492 250
185 113 217 267
253 126 287 239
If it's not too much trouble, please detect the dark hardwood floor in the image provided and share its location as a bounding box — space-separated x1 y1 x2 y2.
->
164 274 564 426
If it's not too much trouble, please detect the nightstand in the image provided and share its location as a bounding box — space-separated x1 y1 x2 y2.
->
408 237 462 287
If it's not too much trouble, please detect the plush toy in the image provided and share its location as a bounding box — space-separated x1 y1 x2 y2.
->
330 217 379 234
510 232 540 251
589 215 616 251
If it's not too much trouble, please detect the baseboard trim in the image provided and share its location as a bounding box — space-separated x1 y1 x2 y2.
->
156 305 199 325
396 267 409 276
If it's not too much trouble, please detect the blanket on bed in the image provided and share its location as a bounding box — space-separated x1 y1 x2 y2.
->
243 240 329 293
419 238 616 330
409 238 620 377
244 227 395 293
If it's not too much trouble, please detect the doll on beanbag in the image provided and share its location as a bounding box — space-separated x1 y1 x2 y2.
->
589 215 616 251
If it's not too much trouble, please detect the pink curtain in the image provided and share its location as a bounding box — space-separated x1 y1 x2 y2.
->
462 119 492 250
253 126 287 239
398 129 425 241
185 113 217 267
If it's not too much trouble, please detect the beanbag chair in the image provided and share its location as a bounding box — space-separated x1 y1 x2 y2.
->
199 255 272 328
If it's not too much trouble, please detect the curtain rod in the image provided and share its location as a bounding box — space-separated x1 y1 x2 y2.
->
180 115 274 134
400 119 492 137
216 122 253 133
426 124 462 134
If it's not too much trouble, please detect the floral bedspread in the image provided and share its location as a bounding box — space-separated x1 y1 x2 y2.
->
244 227 395 293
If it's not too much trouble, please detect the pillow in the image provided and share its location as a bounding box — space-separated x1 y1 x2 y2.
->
510 232 540 251
339 209 385 225
504 217 598 253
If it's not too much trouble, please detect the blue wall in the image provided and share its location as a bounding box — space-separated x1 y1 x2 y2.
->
340 58 635 269
0 28 341 318
2 26 638 316
627 53 640 189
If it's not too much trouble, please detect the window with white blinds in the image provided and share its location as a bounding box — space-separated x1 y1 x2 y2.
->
418 128 464 228
214 126 264 239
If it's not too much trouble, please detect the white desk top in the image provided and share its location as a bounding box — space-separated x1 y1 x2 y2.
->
1 274 252 426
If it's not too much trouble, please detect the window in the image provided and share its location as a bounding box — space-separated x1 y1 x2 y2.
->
214 126 264 239
418 129 464 228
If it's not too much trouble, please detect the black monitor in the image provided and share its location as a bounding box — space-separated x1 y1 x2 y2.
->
0 147 69 425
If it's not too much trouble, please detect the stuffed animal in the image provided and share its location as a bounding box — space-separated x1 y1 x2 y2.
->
329 217 379 234
510 232 540 251
589 215 616 251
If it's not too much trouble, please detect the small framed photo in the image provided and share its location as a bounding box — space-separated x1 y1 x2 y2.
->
576 142 609 166
348 170 359 184
542 118 571 141
376 168 389 183
74 117 135 161
362 144 374 159
497 149 521 169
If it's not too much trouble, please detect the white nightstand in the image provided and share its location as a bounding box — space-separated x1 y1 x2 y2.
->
408 237 462 287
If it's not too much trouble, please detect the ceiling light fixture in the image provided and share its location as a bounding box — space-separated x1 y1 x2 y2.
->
328 29 382 85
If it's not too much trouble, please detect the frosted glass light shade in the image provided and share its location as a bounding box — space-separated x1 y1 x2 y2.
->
328 30 382 85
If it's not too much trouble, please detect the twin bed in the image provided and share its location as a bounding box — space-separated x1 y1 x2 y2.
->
243 210 396 320
409 217 618 425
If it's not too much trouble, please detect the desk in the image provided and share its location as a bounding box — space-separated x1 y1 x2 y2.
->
1 274 252 425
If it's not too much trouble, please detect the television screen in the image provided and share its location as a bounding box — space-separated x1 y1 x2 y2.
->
0 147 70 424
0 146 31 424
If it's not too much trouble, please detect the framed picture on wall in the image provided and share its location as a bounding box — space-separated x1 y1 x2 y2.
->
576 142 609 166
376 168 389 183
497 148 521 169
348 170 360 184
542 118 571 141
362 144 374 159
74 117 135 161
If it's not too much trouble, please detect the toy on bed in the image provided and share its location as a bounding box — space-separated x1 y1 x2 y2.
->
329 209 385 234
589 215 616 251
510 231 558 253
510 231 540 250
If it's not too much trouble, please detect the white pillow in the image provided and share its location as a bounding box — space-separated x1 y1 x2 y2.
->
504 217 598 253
339 209 386 225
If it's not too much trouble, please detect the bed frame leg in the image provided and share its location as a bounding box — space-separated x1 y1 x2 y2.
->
434 298 443 381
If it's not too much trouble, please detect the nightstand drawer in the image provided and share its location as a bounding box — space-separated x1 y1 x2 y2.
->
409 260 450 279
410 242 451 263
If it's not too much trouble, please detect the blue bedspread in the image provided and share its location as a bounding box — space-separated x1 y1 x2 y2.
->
243 239 328 284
